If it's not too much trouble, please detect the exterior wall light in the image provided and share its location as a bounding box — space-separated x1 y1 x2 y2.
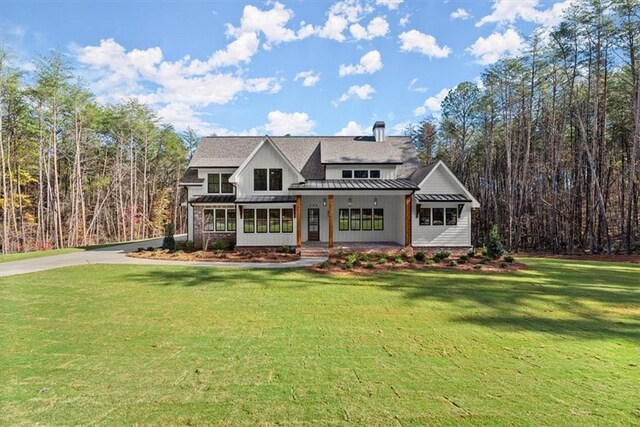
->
323 198 327 206
348 197 352 206
373 197 378 206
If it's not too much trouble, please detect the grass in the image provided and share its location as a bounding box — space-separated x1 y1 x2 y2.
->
1 258 638 425
0 238 162 264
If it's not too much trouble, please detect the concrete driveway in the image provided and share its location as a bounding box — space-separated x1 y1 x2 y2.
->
0 236 326 278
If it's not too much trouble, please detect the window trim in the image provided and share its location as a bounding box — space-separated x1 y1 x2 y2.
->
282 208 293 233
269 209 281 233
350 208 361 231
445 207 458 226
362 208 372 231
254 169 268 191
214 209 226 231
244 209 255 233
207 174 220 194
227 209 236 231
338 209 349 231
354 170 368 179
373 208 384 231
369 170 381 179
342 170 353 179
269 169 283 191
204 209 215 231
419 207 431 226
432 208 445 226
256 208 268 233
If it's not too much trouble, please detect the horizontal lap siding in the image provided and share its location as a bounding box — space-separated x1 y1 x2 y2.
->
411 201 471 247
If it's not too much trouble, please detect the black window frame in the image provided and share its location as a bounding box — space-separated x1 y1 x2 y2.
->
204 209 215 231
214 209 226 231
338 209 349 231
254 169 268 191
373 208 384 231
256 209 268 233
269 169 283 191
221 174 233 193
369 170 381 178
269 209 281 233
350 209 361 230
244 209 255 233
432 208 445 226
282 209 293 233
227 209 236 231
342 170 353 178
445 208 458 226
207 174 220 194
354 170 368 179
419 207 431 226
362 208 372 231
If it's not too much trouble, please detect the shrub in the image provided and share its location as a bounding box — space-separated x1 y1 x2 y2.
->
467 250 476 258
407 256 416 263
162 223 175 250
479 245 488 256
379 256 387 264
449 260 458 267
361 253 372 262
460 255 469 262
282 245 290 254
338 248 345 258
137 247 145 252
500 261 509 268
214 238 225 251
378 252 388 259
434 251 450 261
504 255 515 263
400 249 408 258
174 241 185 251
487 225 505 259
173 250 184 256
345 262 353 270
185 240 195 252
394 257 403 264
474 264 482 269
414 251 426 261
146 246 155 251
227 238 236 251
347 252 359 265
366 262 374 269
425 259 435 265
320 261 330 269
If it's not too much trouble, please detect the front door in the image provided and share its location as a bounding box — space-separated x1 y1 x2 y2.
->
308 208 320 241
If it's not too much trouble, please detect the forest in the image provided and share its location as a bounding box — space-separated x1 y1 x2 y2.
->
409 0 639 254
0 0 638 255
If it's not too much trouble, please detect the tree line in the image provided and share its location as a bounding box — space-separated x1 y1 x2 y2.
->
0 52 195 253
410 0 639 254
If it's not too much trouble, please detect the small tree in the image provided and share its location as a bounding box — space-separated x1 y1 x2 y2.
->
487 225 505 259
162 223 175 250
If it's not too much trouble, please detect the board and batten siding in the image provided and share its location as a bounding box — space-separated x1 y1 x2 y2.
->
412 164 471 247
325 164 397 180
332 194 405 244
236 203 297 247
235 142 301 196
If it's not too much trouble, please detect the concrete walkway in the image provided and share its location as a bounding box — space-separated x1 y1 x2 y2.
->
0 237 327 278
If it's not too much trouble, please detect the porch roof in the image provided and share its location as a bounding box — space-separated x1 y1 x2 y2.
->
289 179 419 191
189 195 236 204
414 193 471 202
235 195 297 203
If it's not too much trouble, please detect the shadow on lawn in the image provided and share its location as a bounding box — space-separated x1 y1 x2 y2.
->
128 259 640 341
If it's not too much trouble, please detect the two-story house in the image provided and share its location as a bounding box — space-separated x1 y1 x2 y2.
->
181 121 479 251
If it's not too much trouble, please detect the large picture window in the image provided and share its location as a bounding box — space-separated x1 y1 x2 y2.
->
373 209 384 230
282 209 293 233
419 208 431 226
350 209 361 230
254 169 267 191
269 209 280 233
445 208 458 226
207 174 220 193
339 209 349 231
432 208 444 226
269 169 283 191
362 209 372 231
227 209 236 231
256 209 268 233
244 209 255 233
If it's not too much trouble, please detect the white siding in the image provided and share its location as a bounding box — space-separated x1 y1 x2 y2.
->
235 143 300 196
332 195 404 244
411 201 471 247
236 204 297 247
417 166 462 194
302 196 329 242
189 168 238 195
325 164 397 179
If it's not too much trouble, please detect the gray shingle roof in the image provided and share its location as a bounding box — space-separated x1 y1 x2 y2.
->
289 179 419 191
409 161 439 184
180 168 204 186
189 135 421 180
415 193 471 202
235 195 297 203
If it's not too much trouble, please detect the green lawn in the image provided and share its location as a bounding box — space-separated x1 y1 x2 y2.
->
1 259 638 425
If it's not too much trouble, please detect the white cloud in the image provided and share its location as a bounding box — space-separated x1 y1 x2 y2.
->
76 38 280 108
476 0 574 28
376 0 403 10
399 30 451 59
349 16 389 40
467 28 525 65
450 8 471 20
339 50 383 76
294 70 320 87
408 78 427 92
413 88 450 116
265 111 315 135
474 76 486 91
391 120 411 135
335 84 376 104
335 120 369 136
157 103 220 135
399 14 410 27
316 0 373 42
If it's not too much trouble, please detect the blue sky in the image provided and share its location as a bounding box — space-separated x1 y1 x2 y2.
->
3 0 571 136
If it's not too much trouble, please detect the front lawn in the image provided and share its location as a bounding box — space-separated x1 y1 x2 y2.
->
1 258 638 425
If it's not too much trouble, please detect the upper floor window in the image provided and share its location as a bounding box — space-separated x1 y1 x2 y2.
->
254 168 282 191
354 170 368 179
369 170 380 178
342 170 353 178
254 169 268 191
341 169 382 179
208 173 234 194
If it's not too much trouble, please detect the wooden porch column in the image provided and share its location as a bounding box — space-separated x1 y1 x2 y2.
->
405 194 412 247
328 194 334 248
296 195 302 248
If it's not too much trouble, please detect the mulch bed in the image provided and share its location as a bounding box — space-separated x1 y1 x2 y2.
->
308 252 526 275
128 248 300 263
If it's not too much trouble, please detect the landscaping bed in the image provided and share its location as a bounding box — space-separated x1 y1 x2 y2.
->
309 248 526 274
128 247 300 263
